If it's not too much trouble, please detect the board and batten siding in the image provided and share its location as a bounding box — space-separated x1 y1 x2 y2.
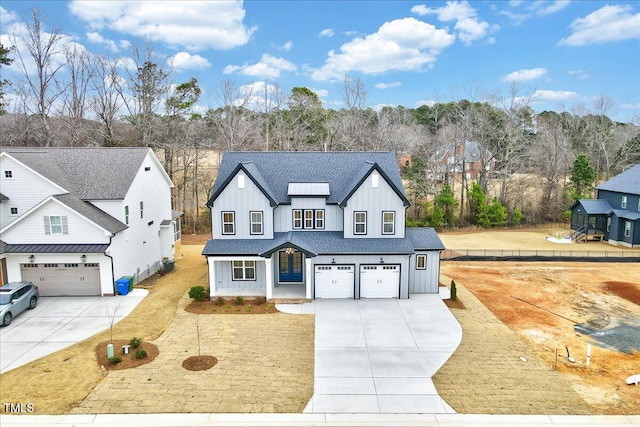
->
311 254 410 299
213 260 267 291
342 171 406 239
0 154 66 230
598 190 640 212
210 171 273 239
408 251 440 294
273 197 342 232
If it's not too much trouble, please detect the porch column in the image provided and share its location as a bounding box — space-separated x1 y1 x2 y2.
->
265 258 273 300
208 258 216 298
305 258 312 299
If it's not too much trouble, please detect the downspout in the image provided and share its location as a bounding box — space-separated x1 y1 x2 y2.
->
406 253 412 299
104 234 116 296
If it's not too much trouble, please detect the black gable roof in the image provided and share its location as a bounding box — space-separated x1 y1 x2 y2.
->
208 151 409 207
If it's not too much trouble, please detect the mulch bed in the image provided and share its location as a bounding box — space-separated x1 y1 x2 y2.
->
444 298 466 309
185 298 280 314
604 281 640 305
95 339 159 370
182 355 218 371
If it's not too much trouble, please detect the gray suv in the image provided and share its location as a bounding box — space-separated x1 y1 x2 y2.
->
0 281 40 326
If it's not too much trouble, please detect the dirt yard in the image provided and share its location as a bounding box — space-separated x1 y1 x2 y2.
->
441 259 640 414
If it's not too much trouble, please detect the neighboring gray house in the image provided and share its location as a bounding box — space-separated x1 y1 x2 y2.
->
202 152 444 300
0 147 181 295
570 164 640 247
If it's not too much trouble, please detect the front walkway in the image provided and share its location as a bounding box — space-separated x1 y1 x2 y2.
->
279 296 462 414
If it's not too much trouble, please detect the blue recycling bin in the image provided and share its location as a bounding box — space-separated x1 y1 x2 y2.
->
116 278 129 296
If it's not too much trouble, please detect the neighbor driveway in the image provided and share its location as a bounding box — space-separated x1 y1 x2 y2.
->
280 295 462 414
0 289 147 373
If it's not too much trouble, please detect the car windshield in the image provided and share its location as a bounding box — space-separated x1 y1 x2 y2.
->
0 294 13 305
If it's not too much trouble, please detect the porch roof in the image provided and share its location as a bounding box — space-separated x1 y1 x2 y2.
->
612 209 640 221
3 243 110 253
574 199 613 215
202 230 440 258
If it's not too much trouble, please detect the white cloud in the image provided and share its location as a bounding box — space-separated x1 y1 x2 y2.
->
311 88 329 97
375 82 401 89
86 31 120 52
0 6 18 24
567 69 591 80
319 28 335 37
535 0 570 16
559 5 640 46
503 67 548 82
533 89 579 101
311 17 455 81
69 0 256 50
416 99 437 107
281 41 293 51
168 52 211 70
498 10 529 25
224 54 296 79
509 0 523 6
412 1 498 45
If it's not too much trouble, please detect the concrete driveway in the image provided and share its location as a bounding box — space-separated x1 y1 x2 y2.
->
0 289 147 373
279 295 463 414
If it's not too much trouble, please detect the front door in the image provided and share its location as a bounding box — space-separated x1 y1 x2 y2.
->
279 250 303 282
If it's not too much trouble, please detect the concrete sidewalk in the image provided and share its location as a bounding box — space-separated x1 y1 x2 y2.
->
0 289 147 373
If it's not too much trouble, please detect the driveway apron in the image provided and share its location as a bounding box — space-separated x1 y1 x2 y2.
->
295 295 462 414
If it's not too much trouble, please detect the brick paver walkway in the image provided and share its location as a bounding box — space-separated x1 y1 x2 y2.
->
432 280 592 415
71 296 315 414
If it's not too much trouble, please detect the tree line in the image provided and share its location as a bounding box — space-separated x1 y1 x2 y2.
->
1 9 638 232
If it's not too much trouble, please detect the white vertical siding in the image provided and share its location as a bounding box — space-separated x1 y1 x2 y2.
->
210 172 273 239
343 172 406 238
273 198 343 232
408 251 440 294
213 260 267 291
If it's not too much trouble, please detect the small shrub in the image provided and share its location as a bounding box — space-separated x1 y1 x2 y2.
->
216 296 225 306
134 349 148 359
223 305 231 311
245 305 253 312
130 337 143 349
189 286 207 302
234 296 244 306
450 280 457 301
255 296 266 305
109 356 122 364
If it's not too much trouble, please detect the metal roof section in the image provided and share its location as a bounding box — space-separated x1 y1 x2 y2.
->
287 182 330 196
597 164 640 196
4 243 110 253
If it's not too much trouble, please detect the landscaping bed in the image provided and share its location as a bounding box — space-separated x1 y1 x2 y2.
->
185 297 279 314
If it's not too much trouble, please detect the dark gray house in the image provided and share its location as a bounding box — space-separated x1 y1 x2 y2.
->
202 152 444 300
570 164 640 247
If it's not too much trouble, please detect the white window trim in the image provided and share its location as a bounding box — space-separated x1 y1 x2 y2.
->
222 212 235 235
621 196 627 209
315 209 325 229
624 221 631 237
416 254 426 270
382 211 395 235
250 211 263 235
10 207 18 215
238 174 245 189
304 210 314 229
45 215 68 235
293 209 303 229
232 260 256 280
140 201 144 219
354 211 367 235
124 205 129 225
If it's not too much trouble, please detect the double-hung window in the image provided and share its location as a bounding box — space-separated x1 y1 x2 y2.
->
250 211 263 235
44 215 68 235
621 196 627 209
124 206 129 225
625 221 631 237
354 212 367 235
140 201 144 219
315 210 324 229
416 255 426 270
293 210 303 229
304 210 314 229
382 211 395 235
222 212 235 235
232 260 255 280
293 209 324 229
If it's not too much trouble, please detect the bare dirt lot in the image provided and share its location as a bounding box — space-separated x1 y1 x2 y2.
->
440 257 640 414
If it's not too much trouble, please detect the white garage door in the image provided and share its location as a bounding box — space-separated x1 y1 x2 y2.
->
314 265 354 298
360 264 400 298
21 263 101 296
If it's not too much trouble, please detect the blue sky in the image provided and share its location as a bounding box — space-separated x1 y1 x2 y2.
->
1 1 639 122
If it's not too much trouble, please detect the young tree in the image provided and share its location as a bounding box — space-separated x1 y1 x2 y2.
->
434 183 459 227
0 43 14 115
89 56 126 146
568 155 596 201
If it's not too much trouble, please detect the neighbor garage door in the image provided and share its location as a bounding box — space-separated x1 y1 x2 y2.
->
21 263 101 296
314 265 354 298
360 264 400 298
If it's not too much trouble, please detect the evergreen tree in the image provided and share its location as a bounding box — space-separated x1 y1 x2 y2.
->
434 183 458 226
568 155 596 201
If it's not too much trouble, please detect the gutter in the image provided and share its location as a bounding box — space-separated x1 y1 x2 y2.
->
104 234 116 296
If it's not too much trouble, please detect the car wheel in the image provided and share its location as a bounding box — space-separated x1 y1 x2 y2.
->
2 312 12 327
29 296 37 309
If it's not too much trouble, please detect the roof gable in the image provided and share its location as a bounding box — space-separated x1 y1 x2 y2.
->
208 152 408 207
340 162 410 207
597 164 640 196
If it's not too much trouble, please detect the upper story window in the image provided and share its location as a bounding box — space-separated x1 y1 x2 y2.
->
250 211 263 235
621 195 627 209
140 201 144 219
354 211 367 235
416 254 426 270
4 170 13 178
124 206 129 225
44 215 68 235
174 219 181 241
10 207 18 215
371 172 379 188
382 211 395 235
222 211 235 235
293 209 324 230
238 174 245 189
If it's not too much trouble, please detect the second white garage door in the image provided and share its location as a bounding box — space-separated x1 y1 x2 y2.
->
360 264 400 298
20 263 101 296
314 265 354 298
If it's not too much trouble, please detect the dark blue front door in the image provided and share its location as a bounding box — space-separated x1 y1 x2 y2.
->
279 251 303 282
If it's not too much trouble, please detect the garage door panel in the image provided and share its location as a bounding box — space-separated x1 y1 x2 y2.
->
360 265 400 298
20 263 101 296
315 265 354 298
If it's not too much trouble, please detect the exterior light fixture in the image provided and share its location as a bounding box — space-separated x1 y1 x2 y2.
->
331 258 336 264
81 254 87 263
380 257 384 264
29 255 35 263
285 247 295 255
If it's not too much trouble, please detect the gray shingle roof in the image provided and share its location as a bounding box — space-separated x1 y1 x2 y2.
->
208 152 409 207
0 240 6 255
5 147 151 200
612 209 640 221
575 199 613 215
597 164 640 196
202 230 442 257
54 194 127 234
0 193 8 201
4 243 110 253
